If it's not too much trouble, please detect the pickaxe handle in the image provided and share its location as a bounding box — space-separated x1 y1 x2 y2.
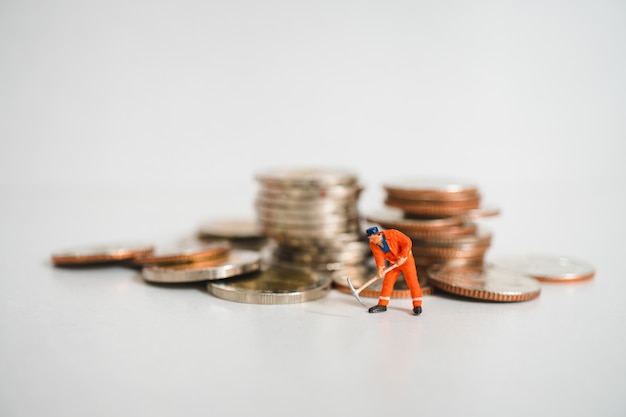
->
354 264 398 295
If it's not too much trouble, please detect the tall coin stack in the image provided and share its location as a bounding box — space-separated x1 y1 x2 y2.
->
254 168 370 275
366 178 498 280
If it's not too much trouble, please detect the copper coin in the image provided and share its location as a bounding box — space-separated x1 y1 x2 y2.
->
404 223 479 240
411 228 492 248
51 243 155 266
413 256 484 268
412 245 490 259
383 178 480 201
491 254 595 283
366 209 463 231
130 240 231 267
385 196 481 209
385 198 480 217
427 265 541 302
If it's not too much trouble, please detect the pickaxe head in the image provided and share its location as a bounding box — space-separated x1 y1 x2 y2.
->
346 276 366 306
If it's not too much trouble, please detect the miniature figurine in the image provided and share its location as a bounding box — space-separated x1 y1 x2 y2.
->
366 226 423 315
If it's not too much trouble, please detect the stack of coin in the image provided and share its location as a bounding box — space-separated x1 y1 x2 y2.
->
254 168 367 272
367 178 500 281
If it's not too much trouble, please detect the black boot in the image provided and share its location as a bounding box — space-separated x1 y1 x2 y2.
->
368 304 387 313
413 306 422 316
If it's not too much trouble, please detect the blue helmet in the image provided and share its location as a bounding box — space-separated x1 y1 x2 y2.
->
366 226 380 236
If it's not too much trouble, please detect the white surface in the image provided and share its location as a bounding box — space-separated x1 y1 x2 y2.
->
1 0 625 416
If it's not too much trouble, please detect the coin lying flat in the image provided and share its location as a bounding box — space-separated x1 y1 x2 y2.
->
51 243 154 266
491 254 595 283
130 240 231 267
207 266 331 304
427 265 541 302
383 178 480 201
142 250 262 283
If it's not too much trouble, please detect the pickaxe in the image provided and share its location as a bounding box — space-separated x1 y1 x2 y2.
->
346 264 398 306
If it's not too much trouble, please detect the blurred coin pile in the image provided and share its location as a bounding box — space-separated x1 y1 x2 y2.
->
51 171 596 307
254 168 370 275
51 239 267 284
367 178 500 291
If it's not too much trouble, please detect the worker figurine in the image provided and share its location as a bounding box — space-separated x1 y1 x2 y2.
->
366 226 423 315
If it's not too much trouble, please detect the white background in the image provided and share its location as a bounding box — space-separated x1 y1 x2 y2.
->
1 1 625 416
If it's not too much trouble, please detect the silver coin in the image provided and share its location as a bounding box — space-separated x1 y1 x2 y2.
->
197 219 264 240
141 250 261 283
273 232 364 248
275 240 369 257
255 198 359 215
261 219 360 234
257 184 363 201
490 254 595 282
257 212 359 226
255 167 358 187
268 259 343 272
427 265 541 302
207 266 331 304
274 249 368 265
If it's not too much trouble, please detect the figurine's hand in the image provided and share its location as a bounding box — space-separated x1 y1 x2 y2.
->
396 257 407 266
378 266 386 278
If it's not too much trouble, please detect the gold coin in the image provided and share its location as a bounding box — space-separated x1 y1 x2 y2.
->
207 266 331 304
427 265 541 302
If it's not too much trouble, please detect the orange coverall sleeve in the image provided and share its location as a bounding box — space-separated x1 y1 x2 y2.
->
370 242 386 269
387 229 412 259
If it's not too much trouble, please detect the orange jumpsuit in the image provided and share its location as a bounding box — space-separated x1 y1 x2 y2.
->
369 229 423 308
